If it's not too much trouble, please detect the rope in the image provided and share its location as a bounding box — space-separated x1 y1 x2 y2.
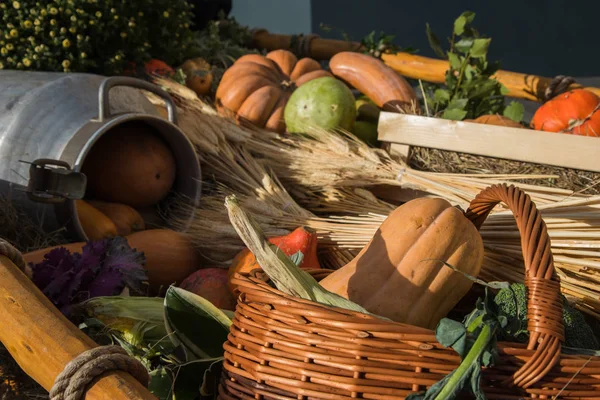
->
49 345 150 400
544 75 576 102
0 239 26 271
290 33 320 58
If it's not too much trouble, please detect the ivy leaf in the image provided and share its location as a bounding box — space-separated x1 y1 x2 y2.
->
442 108 468 121
453 11 476 35
470 38 491 58
503 101 525 123
426 23 446 58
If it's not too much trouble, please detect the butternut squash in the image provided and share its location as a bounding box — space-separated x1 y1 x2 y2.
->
319 197 484 329
87 200 146 236
23 229 201 291
82 121 177 207
329 52 419 113
0 254 155 399
228 227 321 293
76 200 119 240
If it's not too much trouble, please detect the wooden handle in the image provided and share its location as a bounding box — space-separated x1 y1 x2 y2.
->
0 255 156 399
249 29 600 102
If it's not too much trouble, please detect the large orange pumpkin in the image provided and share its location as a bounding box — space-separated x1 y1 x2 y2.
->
215 50 332 133
531 89 600 137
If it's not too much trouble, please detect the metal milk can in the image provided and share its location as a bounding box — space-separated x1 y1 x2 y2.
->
0 71 201 242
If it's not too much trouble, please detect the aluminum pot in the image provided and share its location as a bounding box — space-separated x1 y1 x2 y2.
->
0 70 201 242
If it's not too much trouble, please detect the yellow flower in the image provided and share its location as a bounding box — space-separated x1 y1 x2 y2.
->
60 27 66 34
114 54 121 60
50 7 57 14
128 21 135 27
0 48 7 55
0 62 4 69
34 19 40 25
120 32 126 38
62 59 70 68
110 7 115 13
17 62 23 68
89 20 95 25
69 27 76 33
12 1 19 9
70 15 76 22
62 39 70 48
80 52 86 58
0 3 5 8
76 34 83 41
6 43 13 50
163 11 169 18
95 11 101 18
22 58 31 67
113 15 118 20
50 19 56 25
7 23 14 29
32 54 38 60
23 20 32 28
49 31 55 37
40 9 46 16
9 29 18 37
138 11 143 16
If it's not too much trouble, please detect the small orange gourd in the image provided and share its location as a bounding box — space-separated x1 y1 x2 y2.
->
181 57 213 96
465 114 525 129
87 200 146 236
75 200 118 240
319 197 484 329
228 227 321 293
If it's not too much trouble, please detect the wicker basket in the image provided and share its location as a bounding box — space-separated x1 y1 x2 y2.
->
218 184 600 399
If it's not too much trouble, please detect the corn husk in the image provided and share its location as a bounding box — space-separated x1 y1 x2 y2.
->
224 195 378 317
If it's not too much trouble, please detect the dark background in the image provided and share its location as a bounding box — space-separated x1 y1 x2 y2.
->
310 0 597 78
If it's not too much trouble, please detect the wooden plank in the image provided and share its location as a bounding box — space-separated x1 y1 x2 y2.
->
377 112 600 173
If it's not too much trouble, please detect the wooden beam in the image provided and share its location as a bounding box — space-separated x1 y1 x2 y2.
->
377 112 600 173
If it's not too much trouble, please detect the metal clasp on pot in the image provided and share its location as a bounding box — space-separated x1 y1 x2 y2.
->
25 159 87 203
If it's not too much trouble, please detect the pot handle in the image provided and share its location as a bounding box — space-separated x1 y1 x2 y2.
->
97 76 178 124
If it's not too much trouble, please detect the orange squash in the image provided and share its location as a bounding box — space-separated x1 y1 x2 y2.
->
75 200 118 240
87 200 146 236
531 89 600 136
319 197 484 329
465 114 525 129
23 229 201 292
329 52 419 113
227 226 321 293
82 121 177 207
215 49 332 133
181 57 213 96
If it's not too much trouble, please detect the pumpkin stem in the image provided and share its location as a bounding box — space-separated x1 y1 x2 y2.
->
280 80 296 91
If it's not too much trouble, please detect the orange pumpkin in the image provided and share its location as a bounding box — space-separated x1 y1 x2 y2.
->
181 57 213 96
215 50 332 133
227 226 321 293
465 114 525 129
531 89 600 136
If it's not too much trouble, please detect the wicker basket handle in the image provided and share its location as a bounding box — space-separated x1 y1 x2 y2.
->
464 183 564 389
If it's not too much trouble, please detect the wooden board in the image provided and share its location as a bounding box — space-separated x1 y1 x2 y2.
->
377 112 600 173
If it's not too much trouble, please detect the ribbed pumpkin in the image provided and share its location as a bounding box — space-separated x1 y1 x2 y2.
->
319 197 484 329
215 49 332 133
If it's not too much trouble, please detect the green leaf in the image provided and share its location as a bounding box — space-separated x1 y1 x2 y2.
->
453 11 476 35
164 286 231 360
448 52 462 71
149 368 174 400
433 88 450 103
499 82 510 95
200 358 224 398
470 38 491 58
436 318 467 356
503 101 524 122
442 108 468 121
454 38 473 53
426 23 446 58
464 64 477 81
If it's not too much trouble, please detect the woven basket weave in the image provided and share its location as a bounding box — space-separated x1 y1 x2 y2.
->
219 184 600 399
